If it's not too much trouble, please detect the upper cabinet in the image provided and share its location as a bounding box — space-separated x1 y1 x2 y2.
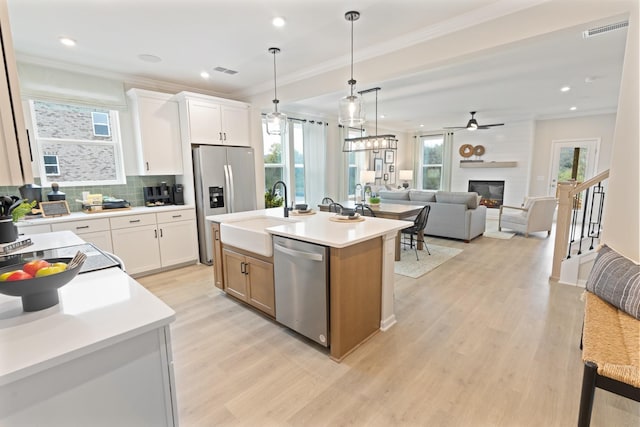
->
127 88 183 175
0 0 33 185
177 92 250 147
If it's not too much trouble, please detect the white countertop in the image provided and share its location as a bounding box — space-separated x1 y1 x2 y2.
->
0 232 176 386
207 208 410 248
16 204 195 226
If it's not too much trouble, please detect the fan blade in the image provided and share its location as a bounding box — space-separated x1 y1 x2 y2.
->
480 123 504 128
442 126 466 129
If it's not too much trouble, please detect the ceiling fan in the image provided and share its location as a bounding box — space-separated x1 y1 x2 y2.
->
444 111 504 131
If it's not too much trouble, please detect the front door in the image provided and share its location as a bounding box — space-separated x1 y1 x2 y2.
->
548 138 599 197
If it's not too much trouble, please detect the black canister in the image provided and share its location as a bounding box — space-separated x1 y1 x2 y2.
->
47 183 66 201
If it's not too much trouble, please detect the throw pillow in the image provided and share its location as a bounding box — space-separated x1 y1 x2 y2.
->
585 245 640 320
409 190 436 202
378 190 410 201
435 191 479 209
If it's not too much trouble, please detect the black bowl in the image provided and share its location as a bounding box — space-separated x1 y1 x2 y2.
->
0 257 82 311
295 203 308 211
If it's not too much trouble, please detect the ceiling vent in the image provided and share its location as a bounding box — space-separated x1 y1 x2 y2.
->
213 66 238 75
582 21 628 38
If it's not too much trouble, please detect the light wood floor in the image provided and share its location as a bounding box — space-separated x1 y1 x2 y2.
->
138 229 640 426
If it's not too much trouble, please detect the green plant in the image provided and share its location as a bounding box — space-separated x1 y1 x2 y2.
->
12 201 37 223
369 196 381 204
264 190 283 208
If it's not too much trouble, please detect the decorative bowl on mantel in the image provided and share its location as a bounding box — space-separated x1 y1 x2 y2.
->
0 257 82 311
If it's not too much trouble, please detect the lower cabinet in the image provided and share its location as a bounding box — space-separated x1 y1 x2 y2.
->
110 209 198 276
51 218 113 253
222 247 275 317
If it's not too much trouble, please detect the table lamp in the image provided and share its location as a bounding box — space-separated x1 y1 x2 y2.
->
399 170 413 189
360 170 376 185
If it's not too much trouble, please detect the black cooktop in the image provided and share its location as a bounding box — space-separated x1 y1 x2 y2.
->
0 243 121 273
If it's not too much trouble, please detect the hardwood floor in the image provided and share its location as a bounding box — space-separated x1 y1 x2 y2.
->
138 229 639 426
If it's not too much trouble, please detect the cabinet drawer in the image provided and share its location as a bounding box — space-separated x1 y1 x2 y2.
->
156 209 196 224
110 213 156 230
51 218 110 234
18 223 52 235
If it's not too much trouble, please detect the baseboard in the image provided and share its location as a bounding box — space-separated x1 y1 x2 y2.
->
380 314 397 331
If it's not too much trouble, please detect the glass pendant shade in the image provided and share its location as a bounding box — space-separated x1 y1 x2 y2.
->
338 93 365 126
266 111 287 135
266 47 287 136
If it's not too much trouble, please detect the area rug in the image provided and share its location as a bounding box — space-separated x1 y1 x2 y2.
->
483 230 515 239
394 244 463 278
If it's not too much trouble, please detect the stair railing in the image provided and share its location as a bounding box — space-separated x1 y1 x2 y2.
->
551 170 609 280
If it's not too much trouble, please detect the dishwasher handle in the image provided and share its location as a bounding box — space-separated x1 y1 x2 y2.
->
274 242 324 262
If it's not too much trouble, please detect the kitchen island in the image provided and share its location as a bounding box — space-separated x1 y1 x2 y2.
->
207 208 409 361
0 231 177 426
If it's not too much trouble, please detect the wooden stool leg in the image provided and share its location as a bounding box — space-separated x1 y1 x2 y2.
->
578 361 598 427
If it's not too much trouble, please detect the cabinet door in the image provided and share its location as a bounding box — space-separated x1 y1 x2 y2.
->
0 1 33 185
111 224 161 275
221 105 249 146
222 249 248 301
129 90 183 175
78 230 114 253
158 220 198 267
17 224 52 235
246 256 275 317
187 100 223 145
211 223 224 289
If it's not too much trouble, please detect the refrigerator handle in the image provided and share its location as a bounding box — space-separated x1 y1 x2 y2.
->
227 164 235 213
224 164 233 213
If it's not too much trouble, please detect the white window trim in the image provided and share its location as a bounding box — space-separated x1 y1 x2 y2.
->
91 111 111 137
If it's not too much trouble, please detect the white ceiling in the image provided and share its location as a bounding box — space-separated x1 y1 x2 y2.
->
6 0 631 132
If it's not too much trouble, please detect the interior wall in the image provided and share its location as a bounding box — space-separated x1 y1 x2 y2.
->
601 2 639 263
450 119 534 207
530 113 616 196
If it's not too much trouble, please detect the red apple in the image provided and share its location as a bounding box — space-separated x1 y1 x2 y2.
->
35 266 65 277
0 271 16 281
6 270 34 281
23 259 51 277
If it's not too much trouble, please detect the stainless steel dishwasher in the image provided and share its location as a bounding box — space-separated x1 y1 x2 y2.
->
273 236 329 347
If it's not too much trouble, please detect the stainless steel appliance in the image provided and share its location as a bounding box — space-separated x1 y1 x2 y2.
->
193 145 257 264
273 236 329 347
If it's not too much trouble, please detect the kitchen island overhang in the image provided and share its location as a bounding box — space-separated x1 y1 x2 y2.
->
207 208 408 361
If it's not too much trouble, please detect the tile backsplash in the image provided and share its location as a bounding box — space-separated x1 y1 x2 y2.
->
0 176 176 212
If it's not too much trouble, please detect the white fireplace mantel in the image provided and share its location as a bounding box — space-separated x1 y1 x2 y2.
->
460 161 517 168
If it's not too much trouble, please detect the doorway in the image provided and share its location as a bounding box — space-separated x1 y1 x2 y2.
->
548 138 599 197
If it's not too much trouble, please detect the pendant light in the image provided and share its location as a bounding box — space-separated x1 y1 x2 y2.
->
342 87 397 152
338 11 365 127
265 47 287 135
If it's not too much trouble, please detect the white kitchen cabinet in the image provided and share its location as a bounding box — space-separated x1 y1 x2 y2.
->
17 223 51 236
156 210 198 267
51 217 113 253
0 0 33 185
111 209 197 276
178 92 250 146
110 213 161 275
127 89 183 175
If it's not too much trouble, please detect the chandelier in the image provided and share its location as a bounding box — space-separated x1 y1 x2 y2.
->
343 87 397 152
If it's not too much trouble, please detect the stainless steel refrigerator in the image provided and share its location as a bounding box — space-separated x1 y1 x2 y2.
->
193 145 257 264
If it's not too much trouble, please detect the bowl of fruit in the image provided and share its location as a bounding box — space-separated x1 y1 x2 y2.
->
0 254 85 311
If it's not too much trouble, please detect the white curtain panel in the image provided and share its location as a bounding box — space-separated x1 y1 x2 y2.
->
442 131 454 191
337 125 350 201
303 121 327 207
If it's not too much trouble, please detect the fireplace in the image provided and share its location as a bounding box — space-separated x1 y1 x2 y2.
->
468 180 504 208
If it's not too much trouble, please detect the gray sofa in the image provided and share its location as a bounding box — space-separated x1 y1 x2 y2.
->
378 189 486 242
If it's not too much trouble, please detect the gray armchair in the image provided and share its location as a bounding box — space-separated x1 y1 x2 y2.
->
498 196 557 237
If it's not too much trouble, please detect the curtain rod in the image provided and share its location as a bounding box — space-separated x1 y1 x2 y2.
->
260 112 328 125
414 131 453 138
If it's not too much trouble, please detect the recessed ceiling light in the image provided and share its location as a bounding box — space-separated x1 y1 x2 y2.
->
570 106 577 111
560 86 571 92
59 37 76 47
138 54 162 63
272 17 286 27
380 114 385 119
420 124 424 128
200 71 210 79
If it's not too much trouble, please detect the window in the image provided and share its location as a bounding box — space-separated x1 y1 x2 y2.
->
419 135 444 190
346 128 368 196
29 100 126 186
43 155 60 176
262 120 306 203
263 121 286 193
91 112 111 137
